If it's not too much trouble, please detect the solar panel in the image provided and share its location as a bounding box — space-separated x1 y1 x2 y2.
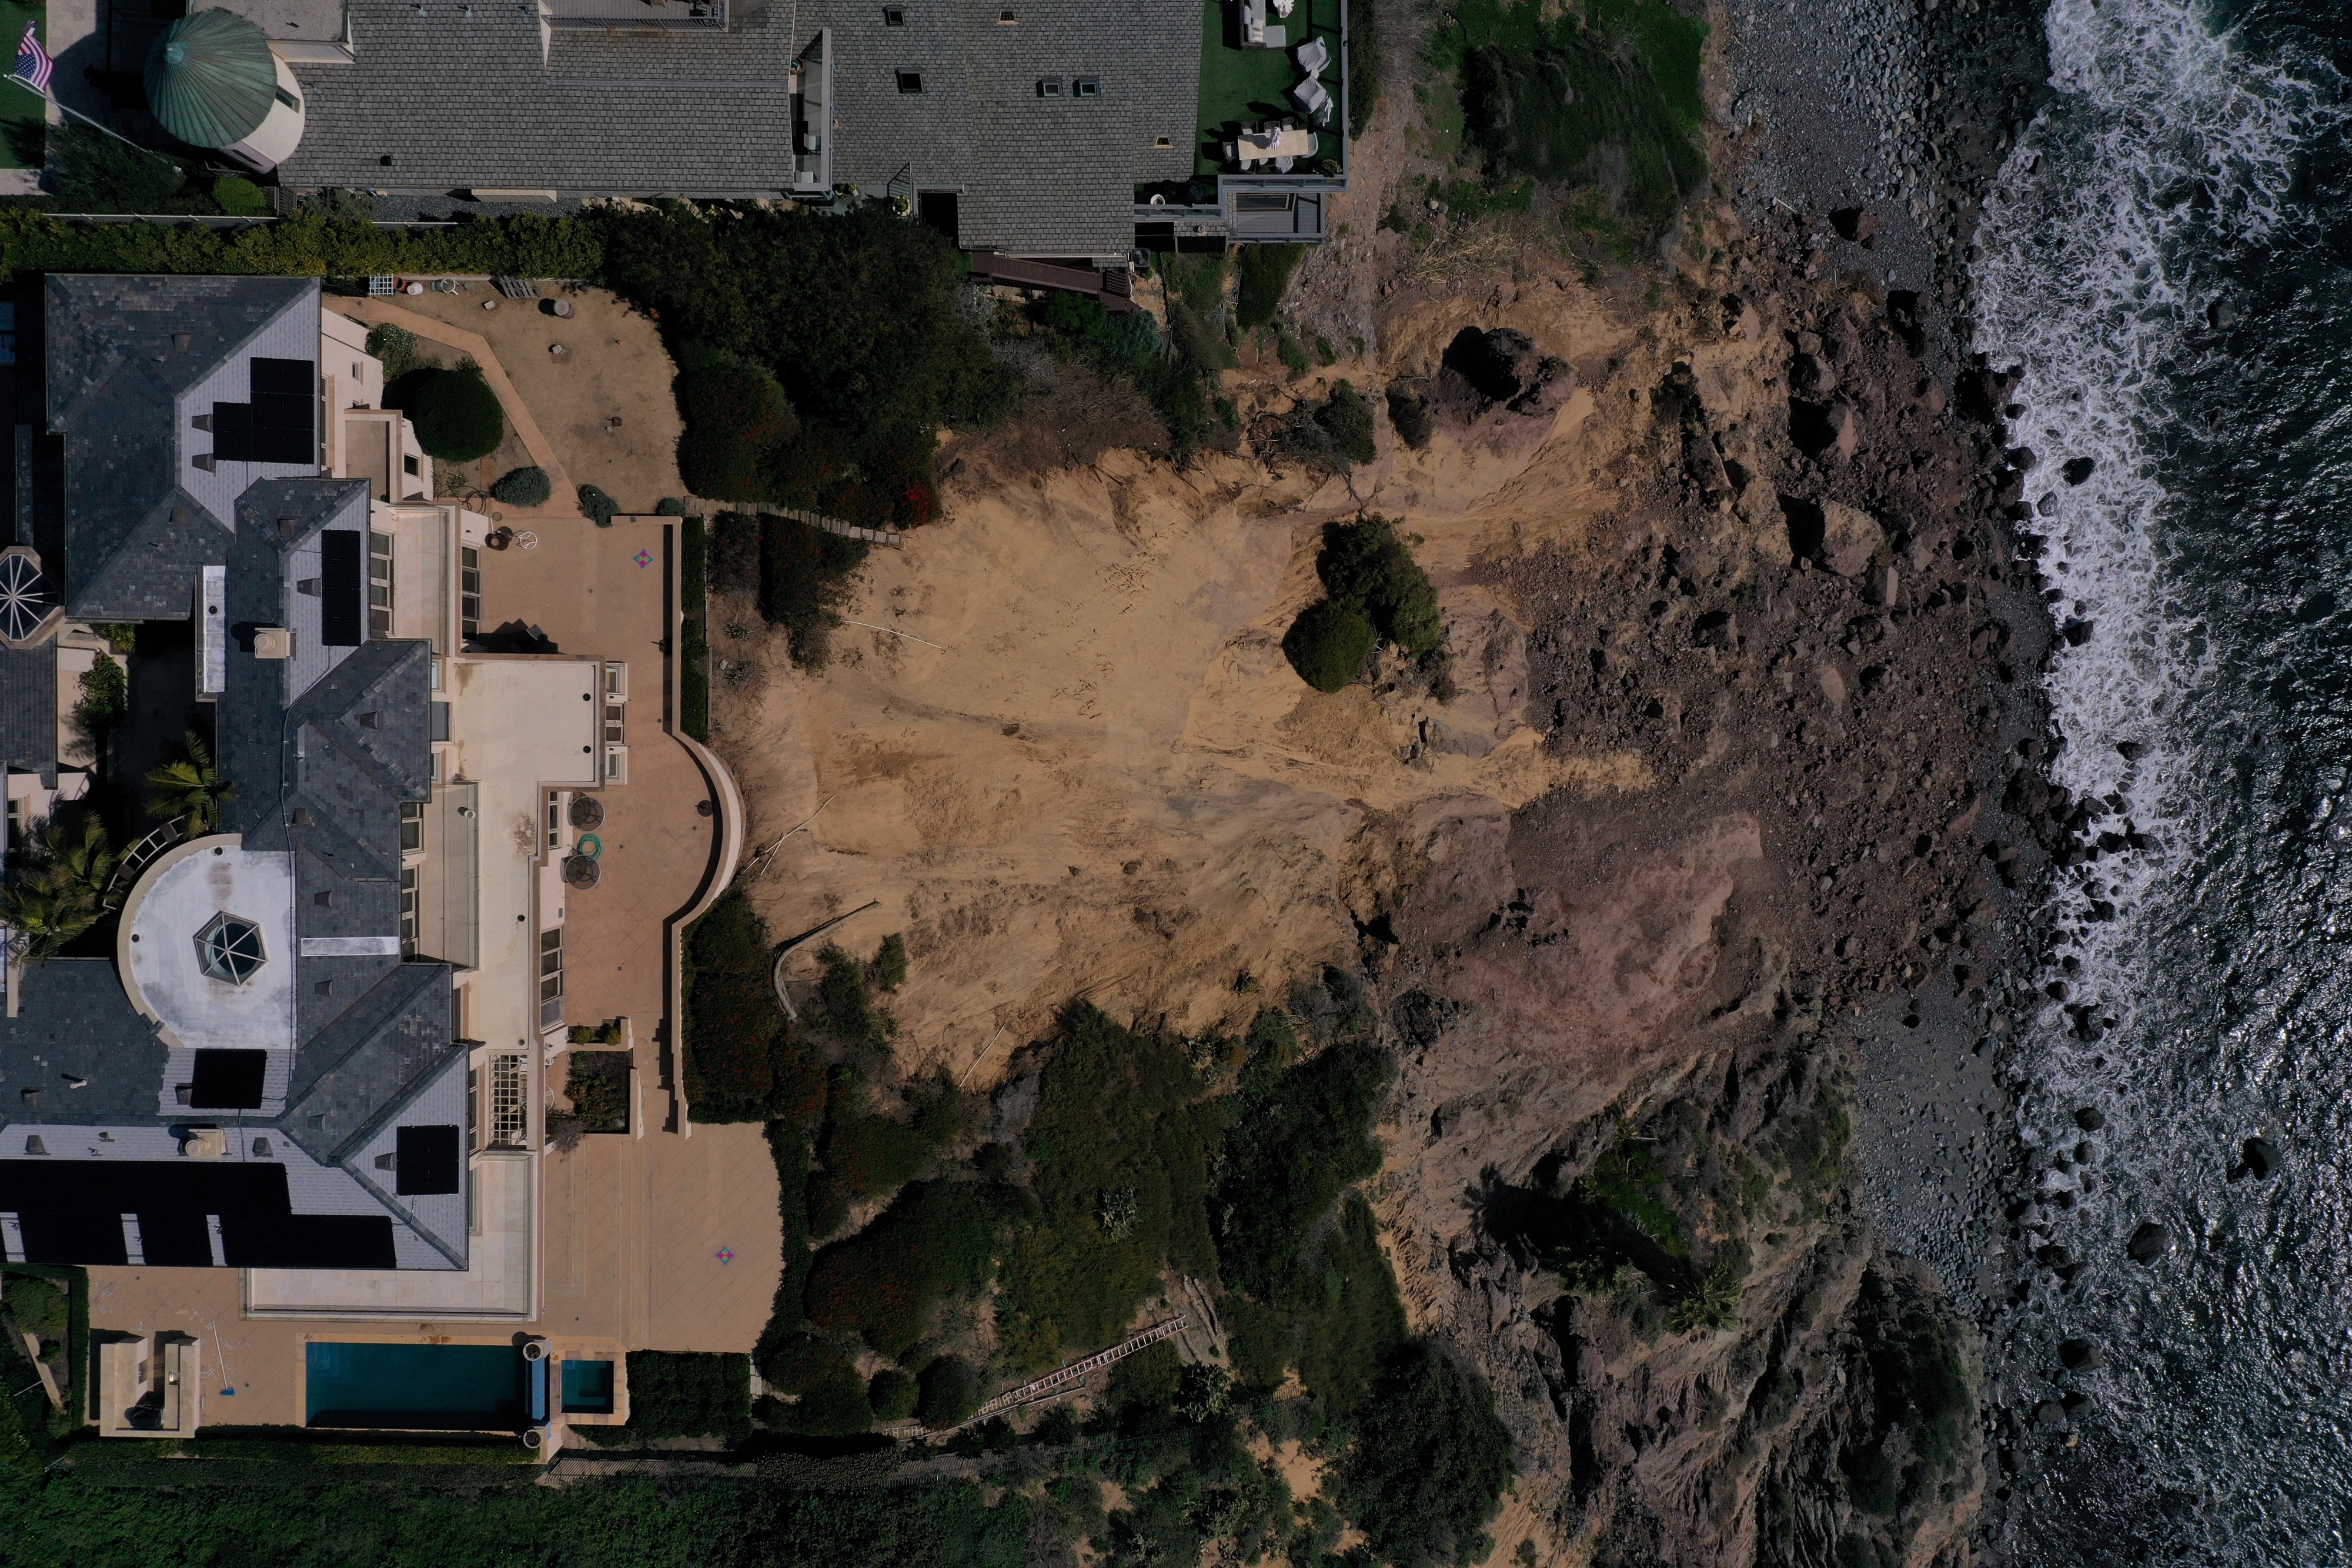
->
319 529 363 646
210 357 316 465
394 1125 461 1196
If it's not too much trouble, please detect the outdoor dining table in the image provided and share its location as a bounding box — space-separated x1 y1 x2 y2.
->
1234 125 1315 168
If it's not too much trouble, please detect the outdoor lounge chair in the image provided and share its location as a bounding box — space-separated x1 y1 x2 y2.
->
1289 76 1330 122
1295 36 1329 75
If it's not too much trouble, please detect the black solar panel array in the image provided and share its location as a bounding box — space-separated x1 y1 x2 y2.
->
211 357 317 465
319 529 363 646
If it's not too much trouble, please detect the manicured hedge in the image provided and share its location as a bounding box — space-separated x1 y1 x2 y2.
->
615 1350 753 1446
680 891 824 1124
760 1336 871 1436
680 512 710 741
0 209 603 278
490 465 551 506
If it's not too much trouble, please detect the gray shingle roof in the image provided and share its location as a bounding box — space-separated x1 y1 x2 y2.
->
0 959 170 1126
279 0 806 194
44 276 318 621
806 0 1200 258
0 646 56 782
283 961 459 1165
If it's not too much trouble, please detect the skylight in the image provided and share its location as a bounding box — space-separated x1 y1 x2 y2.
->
196 912 268 985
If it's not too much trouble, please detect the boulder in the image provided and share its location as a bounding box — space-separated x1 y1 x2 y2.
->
1825 400 1860 463
1818 501 1884 577
2033 1399 2069 1430
2127 1222 2170 1263
1683 430 1731 502
2062 456 2096 486
1790 352 1839 398
2074 1106 2106 1132
1508 356 1578 416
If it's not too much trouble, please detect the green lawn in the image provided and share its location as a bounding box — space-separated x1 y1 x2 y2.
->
0 3 46 172
1193 0 1344 177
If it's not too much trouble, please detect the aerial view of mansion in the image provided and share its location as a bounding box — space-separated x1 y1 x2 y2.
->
0 278 761 1443
128 0 1351 256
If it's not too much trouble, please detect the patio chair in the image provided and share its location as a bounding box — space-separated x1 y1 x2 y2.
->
1274 156 1294 173
1289 76 1330 121
1295 36 1329 75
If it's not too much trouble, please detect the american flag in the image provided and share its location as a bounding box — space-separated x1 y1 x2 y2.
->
14 24 50 96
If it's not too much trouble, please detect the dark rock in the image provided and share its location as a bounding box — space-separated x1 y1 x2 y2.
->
2058 1338 2103 1371
2063 456 2097 486
1830 205 1880 246
1442 326 1539 405
2228 1135 2281 1182
1791 352 1839 397
1508 356 1578 416
1683 429 1732 502
2074 1106 2106 1132
2127 1222 2170 1263
2116 740 2146 761
2034 1243 2073 1270
2062 619 2094 647
2033 1399 2069 1430
2007 446 2040 471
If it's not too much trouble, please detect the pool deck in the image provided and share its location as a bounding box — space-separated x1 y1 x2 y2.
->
83 517 776 1435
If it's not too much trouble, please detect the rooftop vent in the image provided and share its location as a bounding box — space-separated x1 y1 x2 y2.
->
254 625 293 658
1038 76 1061 96
882 4 903 22
173 332 193 350
896 69 922 92
1074 76 1100 98
22 1135 44 1155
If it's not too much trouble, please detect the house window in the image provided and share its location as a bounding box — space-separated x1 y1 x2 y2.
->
998 7 1014 18
400 800 425 854
460 546 480 640
368 529 394 638
539 925 564 1028
400 867 419 957
1037 77 1063 97
1073 76 1100 98
402 454 419 476
275 86 300 111
546 792 564 851
881 5 903 22
1155 135 1172 147
897 69 923 93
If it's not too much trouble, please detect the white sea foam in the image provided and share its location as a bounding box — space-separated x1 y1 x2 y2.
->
1972 0 2340 1062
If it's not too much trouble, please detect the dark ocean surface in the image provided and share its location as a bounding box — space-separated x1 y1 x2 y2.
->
1971 1 2352 1560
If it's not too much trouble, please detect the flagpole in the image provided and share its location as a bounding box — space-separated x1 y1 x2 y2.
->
1 71 183 169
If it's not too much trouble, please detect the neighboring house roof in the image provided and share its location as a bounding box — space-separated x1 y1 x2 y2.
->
278 0 806 195
805 0 1201 258
44 276 320 621
0 644 56 784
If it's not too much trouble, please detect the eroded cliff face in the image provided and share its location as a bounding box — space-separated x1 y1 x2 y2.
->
713 210 2034 1565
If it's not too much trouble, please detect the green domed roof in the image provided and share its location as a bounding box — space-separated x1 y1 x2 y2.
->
145 11 278 150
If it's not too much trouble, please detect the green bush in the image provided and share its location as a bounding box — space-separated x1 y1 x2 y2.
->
366 323 420 381
406 366 505 462
763 1337 871 1436
916 1355 983 1430
1225 1193 1404 1410
0 208 604 280
1314 381 1378 465
822 1106 929 1196
1235 245 1307 332
213 176 269 217
680 891 824 1124
49 125 186 213
1334 1343 1514 1566
564 1051 630 1133
490 466 552 506
619 1351 753 1445
1216 1044 1391 1299
759 515 869 670
804 1182 1005 1359
811 947 890 1051
578 483 619 524
994 1008 1218 1376
710 511 762 595
869 1367 920 1422
676 350 800 502
1317 516 1442 659
1281 600 1375 693
876 932 910 991
680 513 711 741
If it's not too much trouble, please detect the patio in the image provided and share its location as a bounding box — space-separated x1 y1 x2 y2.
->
1194 0 1345 177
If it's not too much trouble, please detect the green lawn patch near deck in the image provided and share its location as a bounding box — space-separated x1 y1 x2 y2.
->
0 5 44 172
1194 0 1345 178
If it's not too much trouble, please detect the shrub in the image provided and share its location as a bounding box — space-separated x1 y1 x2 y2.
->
619 1350 753 1445
804 1182 1004 1359
762 1337 871 1436
759 515 868 670
916 1355 983 1430
876 932 909 991
1387 385 1434 449
1216 1044 1391 1298
1235 245 1307 332
1334 1343 1514 1566
680 891 824 1123
811 947 889 1051
213 176 268 217
710 511 762 596
49 125 185 213
1348 0 1382 138
807 1171 851 1239
490 466 551 506
366 323 420 381
821 1107 928 1196
1314 381 1378 466
676 351 800 502
407 367 505 462
994 1007 1218 1375
1225 1193 1404 1410
1281 600 1375 693
564 1051 630 1133
869 1367 920 1422
1317 516 1442 660
578 483 619 524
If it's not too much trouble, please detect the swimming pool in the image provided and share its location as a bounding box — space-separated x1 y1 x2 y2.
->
305 1342 528 1430
561 1358 615 1415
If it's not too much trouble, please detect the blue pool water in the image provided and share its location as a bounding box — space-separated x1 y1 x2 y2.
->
561 1358 615 1415
304 1342 528 1430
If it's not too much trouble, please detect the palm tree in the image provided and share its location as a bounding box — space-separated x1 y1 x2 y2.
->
1 856 99 962
146 730 233 835
44 818 120 911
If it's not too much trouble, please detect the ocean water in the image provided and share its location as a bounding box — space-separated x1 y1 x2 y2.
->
1970 0 2352 1560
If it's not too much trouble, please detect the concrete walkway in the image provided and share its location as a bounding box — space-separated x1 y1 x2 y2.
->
329 297 579 507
